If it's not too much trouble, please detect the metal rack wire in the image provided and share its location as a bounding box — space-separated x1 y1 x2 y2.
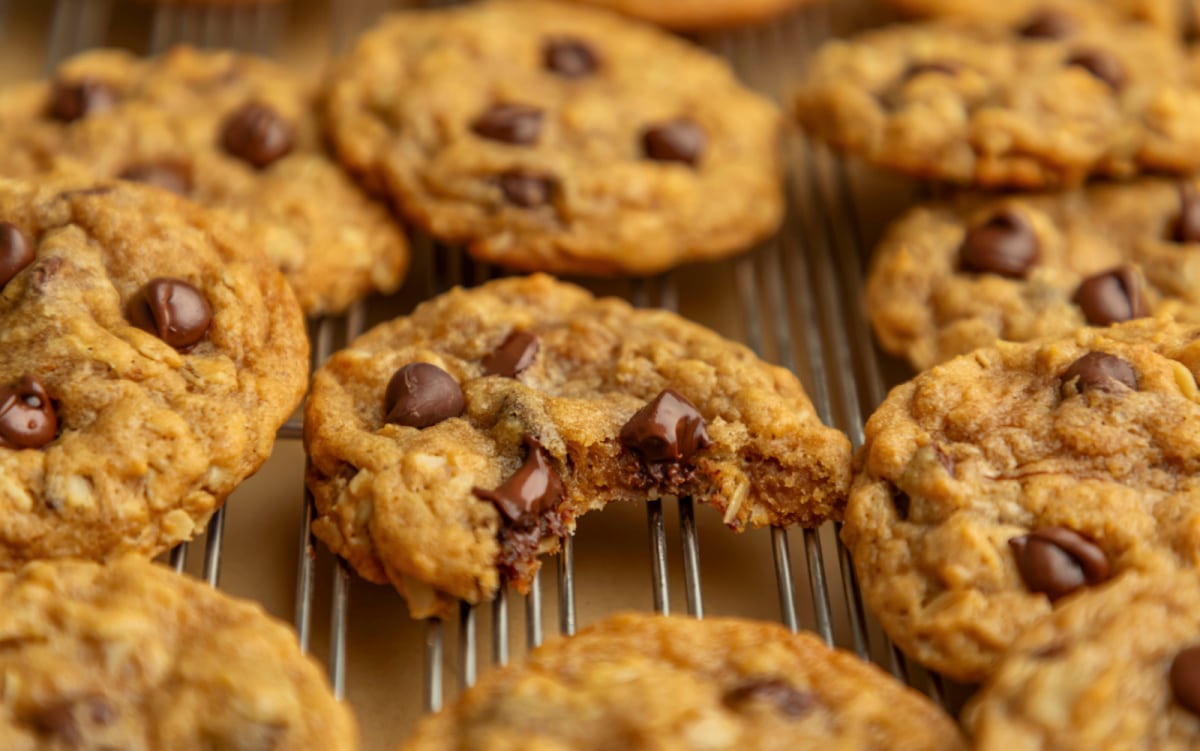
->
33 0 950 744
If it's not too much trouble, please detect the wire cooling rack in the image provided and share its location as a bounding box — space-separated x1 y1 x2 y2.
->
32 0 952 746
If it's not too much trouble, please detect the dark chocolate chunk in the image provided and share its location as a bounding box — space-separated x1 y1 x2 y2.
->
128 278 212 351
220 102 294 168
499 170 557 208
48 78 116 122
1009 526 1110 600
959 209 1039 278
620 389 711 464
1171 645 1200 715
1060 352 1137 394
1019 9 1078 39
384 363 465 428
1172 183 1200 244
891 485 911 521
471 103 544 145
0 222 33 290
0 376 57 450
118 162 192 196
724 678 816 718
543 37 599 78
641 119 706 166
1073 266 1148 326
1066 48 1125 90
482 331 539 378
473 435 564 523
28 703 81 745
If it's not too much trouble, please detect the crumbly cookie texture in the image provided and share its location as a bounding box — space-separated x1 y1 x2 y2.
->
844 319 1200 682
0 45 408 315
0 557 356 751
565 0 815 29
965 572 1200 749
0 177 307 567
881 0 1181 36
304 275 850 618
399 612 965 751
794 18 1200 188
323 0 783 276
867 177 1200 370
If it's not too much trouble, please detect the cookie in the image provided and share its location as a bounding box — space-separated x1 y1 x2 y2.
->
565 0 814 30
0 177 307 568
0 557 356 750
399 612 965 751
323 0 783 276
0 46 408 315
866 177 1200 371
880 0 1181 37
843 318 1200 682
794 18 1200 188
965 571 1200 749
304 274 851 618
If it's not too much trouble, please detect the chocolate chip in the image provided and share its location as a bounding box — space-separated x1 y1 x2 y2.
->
935 445 955 477
891 485 911 521
28 702 81 745
1009 527 1110 601
642 119 706 166
471 104 543 146
959 209 1039 278
48 78 116 123
1171 645 1200 715
905 60 962 79
1066 48 1125 90
483 331 539 378
32 256 62 287
0 222 33 291
724 678 816 718
1073 266 1148 326
118 162 192 196
543 36 599 78
498 170 557 208
220 102 293 168
1060 352 1137 394
620 389 711 464
384 363 465 428
0 376 57 450
1172 183 1200 243
1019 9 1078 39
473 435 565 523
128 278 212 351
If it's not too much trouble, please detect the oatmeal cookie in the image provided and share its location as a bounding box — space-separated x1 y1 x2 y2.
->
565 0 815 30
881 0 1181 37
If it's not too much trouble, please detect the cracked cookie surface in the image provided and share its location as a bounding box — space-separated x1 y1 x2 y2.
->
304 274 850 618
0 557 356 751
398 612 965 751
845 319 1200 682
0 177 307 568
323 0 783 276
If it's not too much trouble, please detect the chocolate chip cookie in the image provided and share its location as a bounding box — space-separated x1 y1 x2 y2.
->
0 556 356 750
867 178 1200 370
794 18 1200 187
323 0 783 276
881 0 1181 37
844 318 1200 682
399 612 964 751
0 177 307 568
304 274 851 618
0 45 408 315
565 0 814 29
965 571 1200 749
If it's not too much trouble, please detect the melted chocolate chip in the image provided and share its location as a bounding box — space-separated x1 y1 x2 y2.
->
498 170 557 208
724 678 816 718
1172 183 1200 243
620 389 711 464
959 209 1039 278
1020 9 1078 39
1073 266 1148 326
1060 352 1137 394
1066 48 1125 90
1009 527 1110 601
543 36 599 78
0 376 57 450
905 60 963 79
128 278 212 350
1171 645 1200 716
48 78 116 123
891 485 911 521
118 162 192 196
642 119 706 166
220 102 294 169
471 103 544 146
483 331 539 378
384 363 465 428
29 703 81 745
935 445 955 477
473 435 564 523
0 222 33 290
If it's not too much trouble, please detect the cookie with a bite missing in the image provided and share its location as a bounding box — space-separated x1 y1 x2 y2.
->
323 0 783 276
303 274 850 618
